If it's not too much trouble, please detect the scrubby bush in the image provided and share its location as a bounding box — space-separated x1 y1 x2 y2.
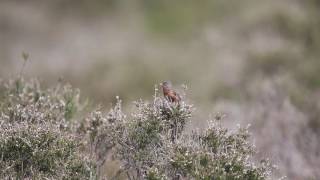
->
86 88 274 179
0 79 274 179
0 79 95 179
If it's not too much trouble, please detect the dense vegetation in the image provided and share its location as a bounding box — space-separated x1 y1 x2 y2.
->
0 78 273 179
0 79 95 179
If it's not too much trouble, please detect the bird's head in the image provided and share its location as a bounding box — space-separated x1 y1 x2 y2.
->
160 81 172 89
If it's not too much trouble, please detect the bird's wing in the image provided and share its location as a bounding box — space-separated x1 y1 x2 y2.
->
167 90 177 97
168 90 181 101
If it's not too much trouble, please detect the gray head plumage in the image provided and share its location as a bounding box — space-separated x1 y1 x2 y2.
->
161 81 172 88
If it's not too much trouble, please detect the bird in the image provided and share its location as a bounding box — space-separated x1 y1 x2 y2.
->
160 81 181 103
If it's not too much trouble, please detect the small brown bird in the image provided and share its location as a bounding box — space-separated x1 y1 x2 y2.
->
160 81 181 103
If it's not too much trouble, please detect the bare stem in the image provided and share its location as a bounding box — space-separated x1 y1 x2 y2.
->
19 59 28 79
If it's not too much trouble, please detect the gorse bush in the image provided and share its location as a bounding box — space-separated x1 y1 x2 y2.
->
0 79 273 179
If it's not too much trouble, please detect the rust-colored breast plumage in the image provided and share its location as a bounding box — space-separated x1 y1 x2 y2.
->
162 86 181 103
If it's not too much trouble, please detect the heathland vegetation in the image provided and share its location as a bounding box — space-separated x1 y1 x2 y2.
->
2 0 320 179
0 77 273 179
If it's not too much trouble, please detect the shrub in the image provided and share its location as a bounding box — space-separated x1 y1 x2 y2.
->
87 88 274 179
0 79 95 179
0 79 274 179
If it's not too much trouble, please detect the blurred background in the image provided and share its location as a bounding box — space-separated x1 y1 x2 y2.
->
1 0 320 179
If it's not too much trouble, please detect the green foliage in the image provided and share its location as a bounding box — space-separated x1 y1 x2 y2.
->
22 52 29 61
0 125 93 179
64 87 80 121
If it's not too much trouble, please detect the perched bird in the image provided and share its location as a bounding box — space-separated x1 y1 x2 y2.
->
160 81 181 103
